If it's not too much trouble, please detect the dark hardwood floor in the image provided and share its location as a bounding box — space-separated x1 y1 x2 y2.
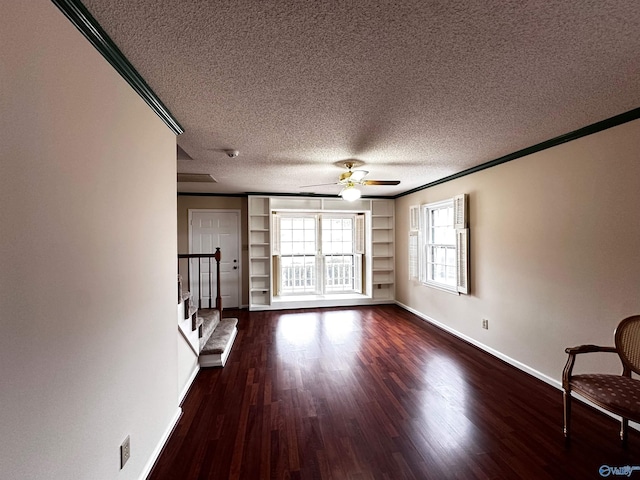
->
149 305 640 479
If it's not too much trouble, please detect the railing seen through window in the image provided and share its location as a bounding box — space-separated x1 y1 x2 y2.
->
281 255 317 294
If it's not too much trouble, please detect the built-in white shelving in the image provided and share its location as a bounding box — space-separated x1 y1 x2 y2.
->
247 196 395 310
248 196 272 310
370 199 395 300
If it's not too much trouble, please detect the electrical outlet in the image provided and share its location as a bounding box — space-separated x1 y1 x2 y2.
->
120 435 130 469
482 319 489 330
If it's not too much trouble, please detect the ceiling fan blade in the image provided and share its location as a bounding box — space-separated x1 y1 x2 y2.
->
349 170 369 182
299 182 339 188
362 180 401 186
339 171 352 182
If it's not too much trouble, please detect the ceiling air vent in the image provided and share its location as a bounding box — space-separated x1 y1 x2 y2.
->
177 173 217 183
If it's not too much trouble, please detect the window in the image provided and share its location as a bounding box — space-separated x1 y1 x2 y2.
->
424 200 457 288
273 213 364 296
279 216 318 294
411 195 468 294
322 217 357 292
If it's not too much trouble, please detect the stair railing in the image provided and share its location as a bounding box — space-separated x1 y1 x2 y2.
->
178 248 222 316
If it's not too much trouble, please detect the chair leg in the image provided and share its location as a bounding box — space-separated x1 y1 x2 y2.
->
621 417 629 447
563 391 571 440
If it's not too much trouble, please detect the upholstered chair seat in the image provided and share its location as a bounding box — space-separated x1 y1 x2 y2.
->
563 315 640 445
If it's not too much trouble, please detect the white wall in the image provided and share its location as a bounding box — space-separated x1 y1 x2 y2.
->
1 2 178 479
395 119 640 384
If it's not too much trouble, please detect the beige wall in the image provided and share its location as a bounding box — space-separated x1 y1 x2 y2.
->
1 2 178 479
177 195 249 305
395 119 640 384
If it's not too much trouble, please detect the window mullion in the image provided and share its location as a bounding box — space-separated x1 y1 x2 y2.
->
316 214 323 294
317 254 324 294
317 213 322 255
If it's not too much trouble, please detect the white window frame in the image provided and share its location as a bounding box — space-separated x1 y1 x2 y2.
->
416 195 469 294
276 213 320 295
272 212 364 296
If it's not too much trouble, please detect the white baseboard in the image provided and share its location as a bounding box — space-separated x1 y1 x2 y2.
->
395 301 560 388
252 297 393 311
139 407 182 480
395 301 640 432
178 364 200 405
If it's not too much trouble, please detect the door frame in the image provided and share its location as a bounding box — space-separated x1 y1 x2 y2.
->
188 209 242 309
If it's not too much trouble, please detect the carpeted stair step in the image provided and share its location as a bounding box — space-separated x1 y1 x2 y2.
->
180 290 190 304
198 309 221 350
199 318 238 368
182 292 198 322
201 318 238 355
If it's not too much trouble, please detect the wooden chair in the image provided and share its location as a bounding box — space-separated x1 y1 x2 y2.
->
563 315 640 445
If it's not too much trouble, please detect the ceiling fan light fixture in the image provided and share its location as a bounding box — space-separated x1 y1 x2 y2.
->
340 184 361 201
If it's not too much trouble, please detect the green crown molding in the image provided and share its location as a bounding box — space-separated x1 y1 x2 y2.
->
51 0 184 135
395 107 640 198
244 192 394 199
178 192 248 198
177 192 394 199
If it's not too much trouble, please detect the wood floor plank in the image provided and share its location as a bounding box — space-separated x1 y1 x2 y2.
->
149 305 640 479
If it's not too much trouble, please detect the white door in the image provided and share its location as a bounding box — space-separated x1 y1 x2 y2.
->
190 210 241 309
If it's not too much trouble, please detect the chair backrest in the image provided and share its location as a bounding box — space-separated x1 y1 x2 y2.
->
615 315 640 375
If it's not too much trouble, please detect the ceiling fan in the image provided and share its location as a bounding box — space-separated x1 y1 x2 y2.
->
301 161 400 201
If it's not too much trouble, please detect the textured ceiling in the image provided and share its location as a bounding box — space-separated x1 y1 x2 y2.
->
81 0 640 197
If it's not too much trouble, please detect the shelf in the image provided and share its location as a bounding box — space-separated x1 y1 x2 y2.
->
250 290 270 307
371 199 394 217
372 280 394 300
249 196 272 308
372 234 394 283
